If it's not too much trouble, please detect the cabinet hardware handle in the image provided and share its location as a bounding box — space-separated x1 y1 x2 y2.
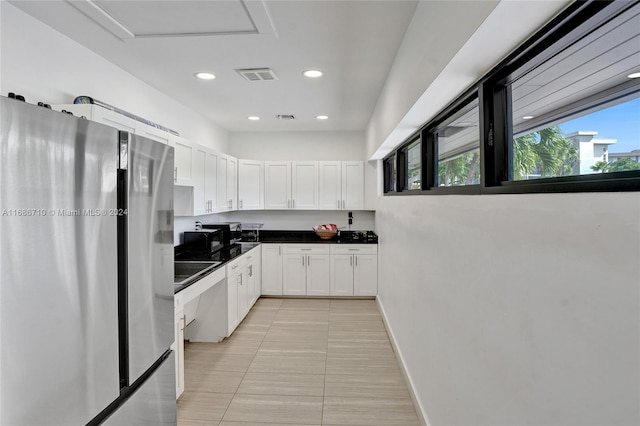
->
348 249 358 251
293 199 295 208
307 255 310 265
350 256 352 266
342 200 345 209
338 199 340 209
279 246 281 256
355 256 358 266
174 167 178 183
232 264 238 269
301 249 311 251
302 256 304 266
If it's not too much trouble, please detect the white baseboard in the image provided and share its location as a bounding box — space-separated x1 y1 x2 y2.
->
376 296 429 426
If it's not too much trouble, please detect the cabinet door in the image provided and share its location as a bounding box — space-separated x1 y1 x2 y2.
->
306 254 330 296
354 255 378 296
238 159 264 210
227 156 237 210
319 161 341 210
245 249 260 305
135 122 171 145
227 272 240 334
191 145 207 215
261 245 282 296
291 161 318 209
204 151 218 213
174 138 193 185
174 309 185 399
342 161 364 210
217 154 229 211
330 255 354 296
264 161 291 209
237 271 249 320
282 254 307 295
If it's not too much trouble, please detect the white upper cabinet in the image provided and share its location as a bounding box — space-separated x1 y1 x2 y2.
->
264 161 318 210
135 122 172 145
318 161 364 210
318 161 341 210
238 159 264 210
204 151 218 214
53 104 137 133
217 154 237 212
227 156 237 211
173 137 194 186
291 161 318 209
342 161 364 210
192 145 207 215
264 161 292 209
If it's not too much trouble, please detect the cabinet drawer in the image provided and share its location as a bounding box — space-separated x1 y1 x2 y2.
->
282 244 331 255
330 245 377 255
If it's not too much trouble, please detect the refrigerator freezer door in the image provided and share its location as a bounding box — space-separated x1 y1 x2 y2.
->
125 133 175 384
0 98 120 425
102 351 177 425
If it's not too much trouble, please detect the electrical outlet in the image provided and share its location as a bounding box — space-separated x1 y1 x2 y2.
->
348 211 353 218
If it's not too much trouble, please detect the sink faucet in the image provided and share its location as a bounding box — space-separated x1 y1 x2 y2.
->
195 221 202 231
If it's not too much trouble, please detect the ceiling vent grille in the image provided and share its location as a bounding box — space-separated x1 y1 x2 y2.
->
236 68 278 81
276 114 295 120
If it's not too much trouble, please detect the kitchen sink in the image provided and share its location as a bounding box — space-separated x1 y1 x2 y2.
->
174 261 222 286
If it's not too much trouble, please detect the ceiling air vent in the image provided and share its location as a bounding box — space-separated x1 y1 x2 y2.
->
276 114 295 120
236 68 278 81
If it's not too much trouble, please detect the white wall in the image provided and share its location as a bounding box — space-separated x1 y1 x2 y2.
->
228 131 365 160
375 193 640 425
365 1 640 424
0 2 229 152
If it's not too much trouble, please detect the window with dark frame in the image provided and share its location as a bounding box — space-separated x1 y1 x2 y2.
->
382 0 640 196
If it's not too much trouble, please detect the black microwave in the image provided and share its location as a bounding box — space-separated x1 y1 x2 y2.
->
202 222 242 246
183 229 224 253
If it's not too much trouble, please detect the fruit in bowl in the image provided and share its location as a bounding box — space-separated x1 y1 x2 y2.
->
313 224 338 240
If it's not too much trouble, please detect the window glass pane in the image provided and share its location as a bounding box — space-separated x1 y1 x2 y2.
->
509 2 640 180
512 96 640 180
383 154 396 193
436 98 480 187
405 139 421 190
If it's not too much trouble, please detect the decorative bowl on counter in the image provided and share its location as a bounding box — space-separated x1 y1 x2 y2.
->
313 224 338 240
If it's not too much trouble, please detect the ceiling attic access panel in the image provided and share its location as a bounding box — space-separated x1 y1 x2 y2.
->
70 0 277 39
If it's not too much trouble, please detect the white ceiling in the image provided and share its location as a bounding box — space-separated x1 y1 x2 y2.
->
9 0 419 132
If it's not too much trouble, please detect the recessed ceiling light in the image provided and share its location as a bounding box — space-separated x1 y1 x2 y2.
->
628 72 640 79
316 115 329 120
303 69 323 78
248 116 260 121
522 115 534 120
194 72 216 80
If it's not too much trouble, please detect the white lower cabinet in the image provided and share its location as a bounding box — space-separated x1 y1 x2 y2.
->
172 293 185 399
261 244 283 295
261 243 377 297
330 245 378 296
226 246 261 335
282 245 330 296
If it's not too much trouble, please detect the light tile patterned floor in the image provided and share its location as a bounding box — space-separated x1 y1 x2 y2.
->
177 298 421 426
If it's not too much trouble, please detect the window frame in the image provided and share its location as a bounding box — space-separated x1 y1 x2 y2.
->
382 0 640 196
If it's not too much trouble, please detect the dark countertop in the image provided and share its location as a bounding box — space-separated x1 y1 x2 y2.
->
173 230 377 294
174 242 259 293
245 230 378 244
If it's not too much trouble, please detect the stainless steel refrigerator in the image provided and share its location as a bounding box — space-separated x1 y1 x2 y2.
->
0 96 176 425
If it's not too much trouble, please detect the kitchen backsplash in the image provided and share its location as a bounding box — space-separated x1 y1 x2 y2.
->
174 210 375 246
